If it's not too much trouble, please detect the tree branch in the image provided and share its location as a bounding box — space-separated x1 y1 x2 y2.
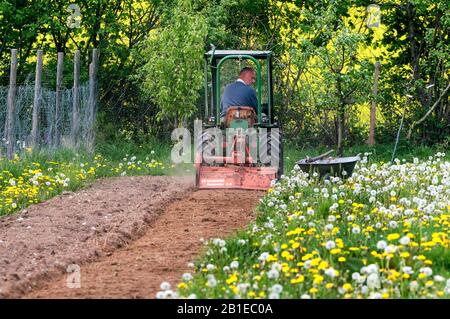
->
407 82 450 139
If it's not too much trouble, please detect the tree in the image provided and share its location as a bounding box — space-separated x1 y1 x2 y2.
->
379 0 450 143
139 0 207 129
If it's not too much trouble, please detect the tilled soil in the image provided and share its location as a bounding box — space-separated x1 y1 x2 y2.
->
0 176 194 298
0 175 264 299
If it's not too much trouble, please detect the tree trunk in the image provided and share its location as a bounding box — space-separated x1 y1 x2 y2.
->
368 61 380 146
337 104 345 157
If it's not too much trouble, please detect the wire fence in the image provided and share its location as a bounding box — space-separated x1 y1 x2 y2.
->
0 84 92 155
0 49 98 158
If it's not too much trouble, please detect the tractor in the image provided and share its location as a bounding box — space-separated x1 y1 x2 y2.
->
195 49 283 190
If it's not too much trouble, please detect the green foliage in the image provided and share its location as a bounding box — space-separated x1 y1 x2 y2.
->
139 0 207 128
379 0 450 143
1 0 448 147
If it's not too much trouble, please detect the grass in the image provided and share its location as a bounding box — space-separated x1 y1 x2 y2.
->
160 150 450 299
0 140 173 216
1 138 447 217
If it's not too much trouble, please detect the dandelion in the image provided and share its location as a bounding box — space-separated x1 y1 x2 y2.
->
206 275 217 287
388 221 398 229
377 240 387 250
182 273 193 281
160 282 171 290
399 236 411 245
258 252 269 262
269 292 280 299
369 292 382 299
328 215 336 222
267 269 279 279
325 241 336 250
270 284 283 294
230 261 239 269
384 245 397 254
402 267 413 275
325 268 337 278
367 273 381 289
420 267 433 277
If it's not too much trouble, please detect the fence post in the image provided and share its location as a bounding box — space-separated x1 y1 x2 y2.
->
31 49 43 150
87 48 99 152
55 52 64 147
6 49 18 160
71 50 80 148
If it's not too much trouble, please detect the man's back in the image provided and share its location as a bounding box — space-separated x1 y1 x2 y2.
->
221 81 258 117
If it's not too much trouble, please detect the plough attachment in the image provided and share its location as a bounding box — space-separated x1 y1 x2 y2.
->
196 165 277 190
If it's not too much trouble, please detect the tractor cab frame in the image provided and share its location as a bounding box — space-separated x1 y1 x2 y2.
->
204 49 276 128
195 49 283 190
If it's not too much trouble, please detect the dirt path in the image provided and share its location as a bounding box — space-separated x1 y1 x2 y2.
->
0 175 264 298
25 189 263 299
0 176 195 298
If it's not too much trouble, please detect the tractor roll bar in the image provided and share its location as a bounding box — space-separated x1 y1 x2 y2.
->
215 55 262 125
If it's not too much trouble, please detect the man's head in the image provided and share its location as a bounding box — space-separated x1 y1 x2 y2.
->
239 67 256 85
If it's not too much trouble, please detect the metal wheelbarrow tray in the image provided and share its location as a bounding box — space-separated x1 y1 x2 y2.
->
296 156 360 178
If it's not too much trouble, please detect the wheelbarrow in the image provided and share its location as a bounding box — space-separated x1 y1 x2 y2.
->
296 150 360 179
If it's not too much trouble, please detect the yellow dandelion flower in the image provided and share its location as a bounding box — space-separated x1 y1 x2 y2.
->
387 233 400 241
330 248 341 255
226 274 238 285
291 275 305 284
309 287 319 294
313 275 324 285
342 283 352 291
178 282 187 289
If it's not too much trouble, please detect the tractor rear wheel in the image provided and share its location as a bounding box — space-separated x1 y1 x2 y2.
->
259 128 283 180
196 130 218 165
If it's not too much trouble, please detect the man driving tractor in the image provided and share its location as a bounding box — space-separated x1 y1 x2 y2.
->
220 67 258 121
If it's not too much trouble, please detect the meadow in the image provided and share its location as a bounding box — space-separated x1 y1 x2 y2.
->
159 150 450 299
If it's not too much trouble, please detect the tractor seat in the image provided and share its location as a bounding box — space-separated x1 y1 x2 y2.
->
225 106 256 128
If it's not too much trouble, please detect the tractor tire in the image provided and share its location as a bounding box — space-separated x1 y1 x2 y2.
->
196 130 217 165
259 128 284 180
